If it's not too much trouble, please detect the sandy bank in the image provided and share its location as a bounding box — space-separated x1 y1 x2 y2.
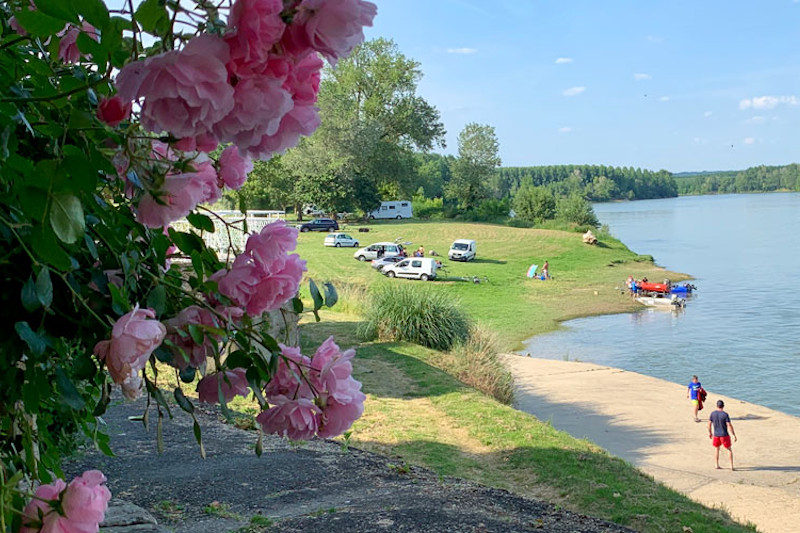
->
503 356 800 533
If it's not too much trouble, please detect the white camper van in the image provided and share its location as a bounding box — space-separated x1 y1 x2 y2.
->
368 201 413 220
448 239 476 262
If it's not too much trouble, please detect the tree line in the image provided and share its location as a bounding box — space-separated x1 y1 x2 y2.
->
675 164 800 195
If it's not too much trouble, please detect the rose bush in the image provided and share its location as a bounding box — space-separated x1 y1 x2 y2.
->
0 0 375 530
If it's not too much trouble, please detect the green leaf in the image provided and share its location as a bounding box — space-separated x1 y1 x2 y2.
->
21 278 41 313
174 387 194 414
135 0 170 35
71 0 110 29
15 322 46 355
187 212 215 233
225 350 251 369
187 324 204 346
107 283 129 316
193 418 206 459
30 225 72 271
49 193 85 244
17 187 48 221
255 430 263 457
144 378 172 418
76 32 105 64
55 366 86 410
146 285 167 316
35 267 53 308
309 279 323 311
167 228 205 255
157 412 164 454
291 296 304 314
322 282 338 308
179 366 196 383
31 0 79 24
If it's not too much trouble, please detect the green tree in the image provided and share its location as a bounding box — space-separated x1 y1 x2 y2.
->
512 184 556 222
556 194 600 227
446 123 501 210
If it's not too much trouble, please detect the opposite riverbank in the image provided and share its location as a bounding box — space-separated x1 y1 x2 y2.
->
506 356 800 533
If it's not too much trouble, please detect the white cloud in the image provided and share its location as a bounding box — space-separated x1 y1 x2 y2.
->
555 57 573 64
693 137 709 145
647 35 664 43
748 116 767 124
704 111 713 117
743 137 756 145
558 126 572 133
563 86 586 97
659 96 670 102
633 73 652 81
739 95 798 110
446 47 477 54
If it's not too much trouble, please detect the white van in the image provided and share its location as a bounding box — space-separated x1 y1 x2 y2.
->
448 239 476 261
368 201 413 220
353 242 404 262
383 257 438 281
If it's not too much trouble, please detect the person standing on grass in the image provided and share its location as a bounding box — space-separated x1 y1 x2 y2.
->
709 400 737 470
542 260 549 280
687 375 702 421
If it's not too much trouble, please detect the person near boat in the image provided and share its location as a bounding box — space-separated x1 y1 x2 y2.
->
708 400 738 470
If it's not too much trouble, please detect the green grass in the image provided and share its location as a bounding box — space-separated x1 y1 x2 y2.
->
300 317 755 533
296 220 686 348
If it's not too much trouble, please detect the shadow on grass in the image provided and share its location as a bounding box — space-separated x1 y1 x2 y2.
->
468 258 507 265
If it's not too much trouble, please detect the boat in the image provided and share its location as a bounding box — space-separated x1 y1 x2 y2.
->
636 281 670 294
636 295 686 309
670 283 697 294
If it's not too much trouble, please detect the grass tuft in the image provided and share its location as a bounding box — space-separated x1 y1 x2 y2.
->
357 284 472 351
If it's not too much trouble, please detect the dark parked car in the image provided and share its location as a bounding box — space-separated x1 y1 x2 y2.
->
299 218 339 232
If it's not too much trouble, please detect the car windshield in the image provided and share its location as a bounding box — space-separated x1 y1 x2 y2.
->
453 243 469 250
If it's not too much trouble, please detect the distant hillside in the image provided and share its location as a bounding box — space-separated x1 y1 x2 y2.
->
675 164 800 195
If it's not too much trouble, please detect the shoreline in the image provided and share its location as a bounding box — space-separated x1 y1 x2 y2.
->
504 355 800 533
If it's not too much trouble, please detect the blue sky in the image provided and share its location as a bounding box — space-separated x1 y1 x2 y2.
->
364 0 800 172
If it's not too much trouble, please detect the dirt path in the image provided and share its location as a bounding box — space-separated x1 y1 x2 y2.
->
504 356 800 533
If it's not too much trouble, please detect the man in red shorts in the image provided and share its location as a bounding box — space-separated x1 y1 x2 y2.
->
708 400 738 470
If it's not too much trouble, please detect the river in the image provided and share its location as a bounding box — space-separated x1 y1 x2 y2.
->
519 192 800 416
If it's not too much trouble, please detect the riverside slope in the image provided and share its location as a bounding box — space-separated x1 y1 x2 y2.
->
504 356 800 533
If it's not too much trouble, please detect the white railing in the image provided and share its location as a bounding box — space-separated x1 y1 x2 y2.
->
172 210 288 256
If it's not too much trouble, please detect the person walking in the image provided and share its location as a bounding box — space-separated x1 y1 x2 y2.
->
708 399 738 470
687 375 702 422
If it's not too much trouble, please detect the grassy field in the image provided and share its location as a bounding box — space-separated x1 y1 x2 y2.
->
297 315 753 533
295 220 686 348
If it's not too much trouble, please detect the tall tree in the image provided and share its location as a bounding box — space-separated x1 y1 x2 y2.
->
446 123 501 210
285 38 446 215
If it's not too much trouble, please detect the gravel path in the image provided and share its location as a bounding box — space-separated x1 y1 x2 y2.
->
64 395 632 533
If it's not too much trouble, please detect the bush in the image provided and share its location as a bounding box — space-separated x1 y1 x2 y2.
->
506 218 535 228
358 285 472 350
429 327 514 404
412 196 445 219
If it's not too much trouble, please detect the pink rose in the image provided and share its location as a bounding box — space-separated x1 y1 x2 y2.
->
246 253 306 315
164 306 221 370
317 395 364 438
173 133 219 154
97 96 132 127
310 336 363 404
218 145 254 190
93 306 166 393
217 255 262 310
9 16 27 36
256 396 320 441
264 345 312 399
135 173 204 229
283 53 323 106
21 470 111 533
191 159 223 205
58 21 98 64
246 103 320 158
225 0 286 78
213 74 293 152
197 369 249 403
282 0 376 64
115 34 235 139
245 220 298 267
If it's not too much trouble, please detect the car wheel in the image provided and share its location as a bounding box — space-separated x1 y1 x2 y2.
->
358 255 366 262
387 271 396 278
396 215 402 220
420 274 429 281
353 242 359 247
301 227 309 232
328 227 335 232
335 243 341 247
369 215 375 220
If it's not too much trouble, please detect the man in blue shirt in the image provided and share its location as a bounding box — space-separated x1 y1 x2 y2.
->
708 400 738 470
687 375 702 422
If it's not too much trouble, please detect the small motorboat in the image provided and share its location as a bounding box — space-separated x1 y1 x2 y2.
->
670 283 697 294
636 295 686 309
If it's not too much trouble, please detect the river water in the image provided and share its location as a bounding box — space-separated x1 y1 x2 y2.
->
519 193 800 416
